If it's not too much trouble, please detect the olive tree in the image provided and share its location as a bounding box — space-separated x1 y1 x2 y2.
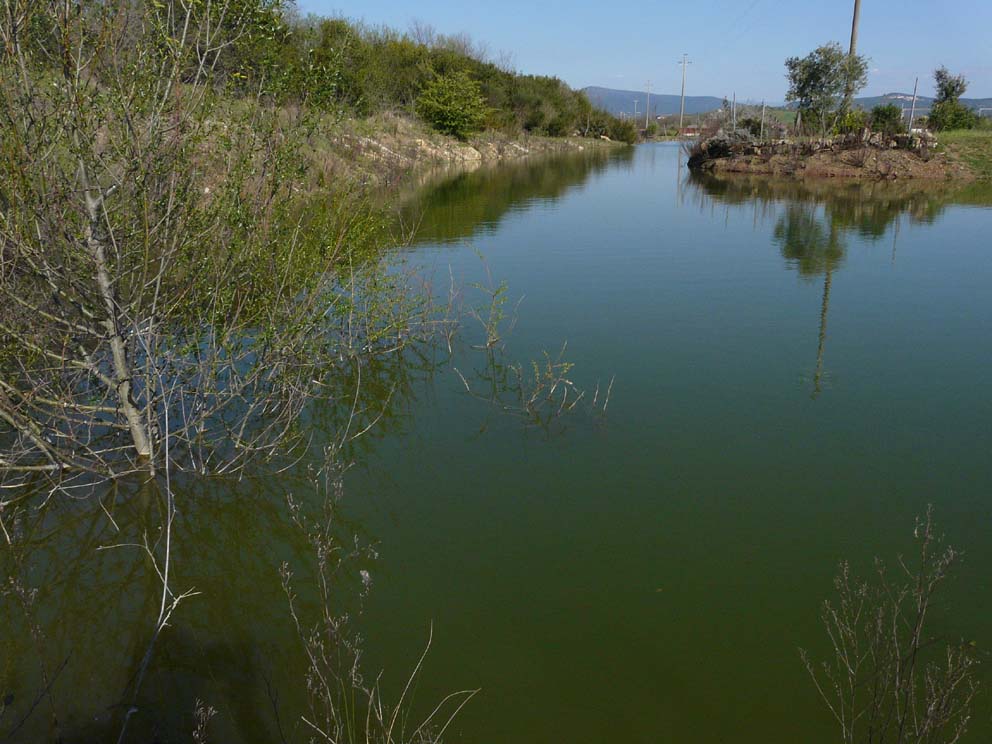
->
0 0 421 494
785 42 868 134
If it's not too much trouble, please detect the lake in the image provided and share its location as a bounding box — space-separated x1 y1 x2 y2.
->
4 143 992 743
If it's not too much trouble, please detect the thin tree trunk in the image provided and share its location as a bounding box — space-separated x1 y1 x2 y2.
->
86 219 153 460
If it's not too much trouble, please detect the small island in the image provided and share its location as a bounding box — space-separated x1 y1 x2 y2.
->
686 47 990 180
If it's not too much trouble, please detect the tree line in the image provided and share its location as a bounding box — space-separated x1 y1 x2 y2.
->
207 1 638 142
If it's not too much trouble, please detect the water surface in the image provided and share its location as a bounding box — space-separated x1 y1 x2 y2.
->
4 143 992 743
359 144 992 743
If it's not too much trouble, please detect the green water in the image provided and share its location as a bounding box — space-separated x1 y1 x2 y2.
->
4 144 992 743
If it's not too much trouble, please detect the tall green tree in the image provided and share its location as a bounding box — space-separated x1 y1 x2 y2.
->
934 66 968 103
785 43 868 134
929 66 978 131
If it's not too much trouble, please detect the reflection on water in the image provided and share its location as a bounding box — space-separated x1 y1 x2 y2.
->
4 145 992 744
686 171 992 235
772 207 844 397
1 350 433 743
398 147 633 244
689 172 992 397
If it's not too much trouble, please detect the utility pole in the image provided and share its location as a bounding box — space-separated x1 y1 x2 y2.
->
848 0 862 57
908 76 919 132
732 92 737 130
678 54 691 132
645 80 652 129
760 101 766 139
844 0 862 109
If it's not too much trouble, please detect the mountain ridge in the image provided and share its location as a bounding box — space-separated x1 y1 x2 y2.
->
583 85 992 117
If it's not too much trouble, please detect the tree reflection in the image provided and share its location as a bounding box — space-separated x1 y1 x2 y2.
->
686 171 992 240
772 205 844 397
774 206 845 277
688 173 992 399
396 147 634 245
0 338 434 743
0 261 598 741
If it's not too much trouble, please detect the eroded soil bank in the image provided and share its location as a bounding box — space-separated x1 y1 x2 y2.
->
309 112 621 189
686 132 986 180
703 146 971 179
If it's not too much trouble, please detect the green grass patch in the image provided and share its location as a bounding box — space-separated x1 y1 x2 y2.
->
938 129 992 179
766 108 797 125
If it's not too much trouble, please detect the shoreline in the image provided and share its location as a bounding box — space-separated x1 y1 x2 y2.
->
310 112 624 192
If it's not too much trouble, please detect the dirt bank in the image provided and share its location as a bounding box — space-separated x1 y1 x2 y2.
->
703 146 971 180
305 113 621 190
686 133 983 180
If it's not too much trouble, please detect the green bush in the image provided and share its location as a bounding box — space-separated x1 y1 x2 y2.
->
607 118 638 145
415 72 487 139
834 108 868 134
869 104 904 136
929 100 978 131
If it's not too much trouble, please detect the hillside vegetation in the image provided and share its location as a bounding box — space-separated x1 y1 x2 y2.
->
222 3 637 143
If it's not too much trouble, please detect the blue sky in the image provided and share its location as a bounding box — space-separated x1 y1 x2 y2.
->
295 0 992 102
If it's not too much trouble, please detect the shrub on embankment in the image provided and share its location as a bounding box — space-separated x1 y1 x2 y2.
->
215 4 630 142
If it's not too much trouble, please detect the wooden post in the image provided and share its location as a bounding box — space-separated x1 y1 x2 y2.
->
908 77 919 133
678 54 690 132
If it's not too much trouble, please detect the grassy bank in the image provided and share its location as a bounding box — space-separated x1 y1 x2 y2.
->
939 129 992 179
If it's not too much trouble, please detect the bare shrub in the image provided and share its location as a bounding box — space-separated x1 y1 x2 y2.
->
801 507 979 744
450 257 612 429
0 1 434 497
281 455 477 743
844 148 872 168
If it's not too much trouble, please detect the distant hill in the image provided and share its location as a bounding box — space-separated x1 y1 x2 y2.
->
853 92 992 114
583 86 992 119
582 86 724 116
